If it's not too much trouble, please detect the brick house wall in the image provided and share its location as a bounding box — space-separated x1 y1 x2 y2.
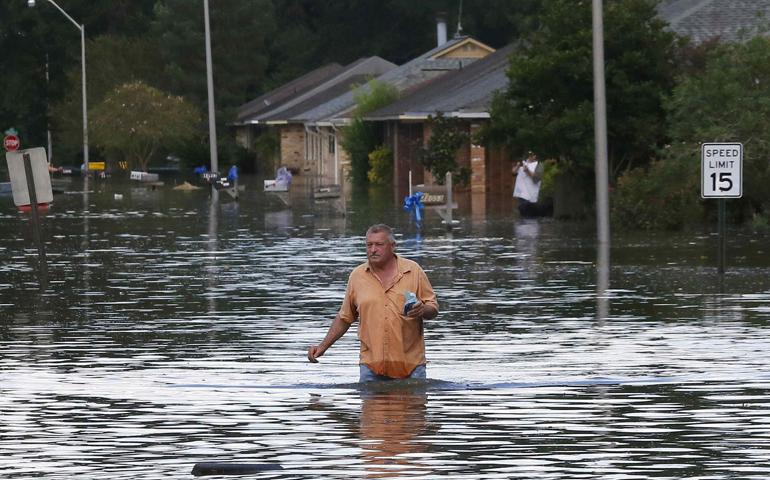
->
280 124 305 174
389 121 425 203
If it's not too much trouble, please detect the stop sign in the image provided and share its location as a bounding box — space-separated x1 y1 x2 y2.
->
4 135 20 151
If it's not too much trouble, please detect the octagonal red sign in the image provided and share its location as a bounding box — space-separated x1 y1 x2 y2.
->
4 135 20 151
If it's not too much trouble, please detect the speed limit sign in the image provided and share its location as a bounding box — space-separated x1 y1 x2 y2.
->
702 143 742 198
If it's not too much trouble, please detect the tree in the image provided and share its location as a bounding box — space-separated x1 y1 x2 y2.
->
418 112 470 185
1 0 162 161
611 35 770 229
151 0 276 125
485 0 680 184
90 81 199 171
665 35 770 220
51 35 164 161
339 78 399 186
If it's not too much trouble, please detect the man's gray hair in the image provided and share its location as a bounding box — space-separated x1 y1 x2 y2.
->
366 224 395 244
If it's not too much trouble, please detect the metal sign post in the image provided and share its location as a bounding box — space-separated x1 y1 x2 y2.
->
701 143 743 274
6 147 54 285
22 152 49 282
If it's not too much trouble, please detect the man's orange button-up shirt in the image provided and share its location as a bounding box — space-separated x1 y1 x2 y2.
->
338 255 439 379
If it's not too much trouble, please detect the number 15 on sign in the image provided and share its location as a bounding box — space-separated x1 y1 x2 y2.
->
702 143 743 198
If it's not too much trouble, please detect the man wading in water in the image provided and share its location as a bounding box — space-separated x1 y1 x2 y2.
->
308 224 439 382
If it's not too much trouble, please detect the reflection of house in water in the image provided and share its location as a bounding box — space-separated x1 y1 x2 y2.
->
264 210 293 235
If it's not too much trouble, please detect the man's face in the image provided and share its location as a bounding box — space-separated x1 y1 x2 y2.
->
366 231 395 267
529 154 537 162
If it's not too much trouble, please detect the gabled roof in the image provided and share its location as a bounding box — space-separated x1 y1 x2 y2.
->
243 56 396 125
301 36 495 125
363 44 516 121
658 0 770 44
236 63 344 123
430 37 496 59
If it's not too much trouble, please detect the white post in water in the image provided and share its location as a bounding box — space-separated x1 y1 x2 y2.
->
409 171 412 197
592 0 610 286
445 172 453 231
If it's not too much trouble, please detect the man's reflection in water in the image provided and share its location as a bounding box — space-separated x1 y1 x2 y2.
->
514 220 541 281
307 385 435 478
359 387 434 477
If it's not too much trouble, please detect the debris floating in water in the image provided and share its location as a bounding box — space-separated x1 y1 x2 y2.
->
174 181 202 191
191 463 283 476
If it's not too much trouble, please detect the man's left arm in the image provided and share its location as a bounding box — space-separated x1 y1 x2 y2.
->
531 162 544 183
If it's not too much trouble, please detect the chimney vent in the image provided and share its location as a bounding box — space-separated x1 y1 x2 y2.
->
436 12 448 46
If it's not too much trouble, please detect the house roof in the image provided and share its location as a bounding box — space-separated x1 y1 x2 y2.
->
657 0 770 43
260 74 372 123
235 63 344 123
242 56 397 125
300 36 495 125
363 43 516 121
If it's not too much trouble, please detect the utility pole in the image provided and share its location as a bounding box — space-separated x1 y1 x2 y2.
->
592 0 611 321
203 0 218 178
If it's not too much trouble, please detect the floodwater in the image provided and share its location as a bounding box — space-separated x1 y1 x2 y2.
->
1 176 770 479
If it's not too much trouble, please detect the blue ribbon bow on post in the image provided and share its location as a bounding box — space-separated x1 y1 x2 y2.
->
403 191 424 228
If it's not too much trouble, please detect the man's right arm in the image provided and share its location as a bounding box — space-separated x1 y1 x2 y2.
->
308 314 351 363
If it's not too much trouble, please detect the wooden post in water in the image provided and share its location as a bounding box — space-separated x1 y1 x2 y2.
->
22 152 49 284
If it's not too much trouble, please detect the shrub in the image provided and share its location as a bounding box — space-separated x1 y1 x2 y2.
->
367 146 393 185
253 130 281 175
339 78 399 186
610 156 703 230
418 112 469 185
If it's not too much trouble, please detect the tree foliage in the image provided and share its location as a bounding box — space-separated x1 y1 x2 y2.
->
485 0 680 183
367 146 393 185
51 35 164 161
611 36 770 229
151 0 275 125
418 112 469 185
266 0 540 86
339 78 399 186
90 81 199 171
0 0 161 160
7 0 536 166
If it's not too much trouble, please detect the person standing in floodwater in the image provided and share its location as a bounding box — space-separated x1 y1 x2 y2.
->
511 151 544 217
308 224 439 382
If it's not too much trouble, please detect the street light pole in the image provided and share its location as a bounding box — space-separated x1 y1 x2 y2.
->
80 24 89 173
29 0 89 173
592 0 610 255
592 0 610 321
203 0 219 176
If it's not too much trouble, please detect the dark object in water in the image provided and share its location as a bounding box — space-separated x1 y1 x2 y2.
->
191 463 283 476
